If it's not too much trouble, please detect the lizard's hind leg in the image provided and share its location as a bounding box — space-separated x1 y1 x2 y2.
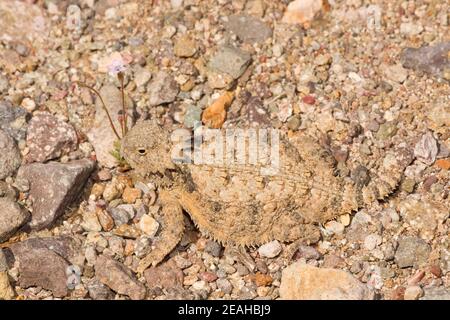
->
137 190 185 273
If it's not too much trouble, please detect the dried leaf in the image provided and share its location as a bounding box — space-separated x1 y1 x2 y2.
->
202 91 234 128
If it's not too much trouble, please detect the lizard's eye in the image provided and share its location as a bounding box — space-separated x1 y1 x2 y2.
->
137 148 147 156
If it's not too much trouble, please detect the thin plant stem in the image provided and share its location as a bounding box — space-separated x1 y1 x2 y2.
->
118 72 127 135
75 81 121 140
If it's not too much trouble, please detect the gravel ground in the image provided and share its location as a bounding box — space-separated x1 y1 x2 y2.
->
0 0 448 300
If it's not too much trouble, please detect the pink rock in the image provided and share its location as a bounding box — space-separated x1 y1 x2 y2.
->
282 0 323 26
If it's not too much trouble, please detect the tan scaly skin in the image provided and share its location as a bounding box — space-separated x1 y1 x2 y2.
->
121 120 413 274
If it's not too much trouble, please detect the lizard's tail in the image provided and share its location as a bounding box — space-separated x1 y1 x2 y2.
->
341 143 414 212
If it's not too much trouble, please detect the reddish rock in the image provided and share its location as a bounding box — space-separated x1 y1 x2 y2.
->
199 271 218 283
10 236 84 266
144 259 184 290
95 255 146 300
302 95 316 105
14 247 69 297
428 265 442 278
322 254 346 269
390 286 405 300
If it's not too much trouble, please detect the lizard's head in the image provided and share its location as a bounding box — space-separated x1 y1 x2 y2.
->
121 120 177 174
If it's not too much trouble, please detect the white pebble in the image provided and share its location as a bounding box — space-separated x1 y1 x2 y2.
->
258 240 282 258
139 214 159 237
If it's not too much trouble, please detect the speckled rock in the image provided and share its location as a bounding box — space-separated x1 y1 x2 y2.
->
280 263 374 300
16 159 95 230
87 280 115 300
174 35 197 57
0 0 49 45
10 236 84 267
0 197 29 242
144 259 184 290
25 112 78 163
95 255 146 300
395 236 431 268
0 130 21 179
398 197 448 241
208 45 252 80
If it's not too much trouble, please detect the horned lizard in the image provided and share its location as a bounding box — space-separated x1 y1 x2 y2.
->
121 120 413 273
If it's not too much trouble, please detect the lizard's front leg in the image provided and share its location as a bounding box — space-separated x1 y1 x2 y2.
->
137 189 185 273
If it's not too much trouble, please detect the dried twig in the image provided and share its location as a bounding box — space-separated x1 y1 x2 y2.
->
75 81 121 140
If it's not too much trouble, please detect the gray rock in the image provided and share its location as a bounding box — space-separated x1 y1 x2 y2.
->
16 159 95 230
0 130 21 179
109 204 134 226
401 42 450 81
0 197 29 242
280 263 374 300
395 236 431 268
87 280 114 300
95 255 146 300
148 71 179 107
225 15 272 44
420 287 450 300
216 278 233 294
13 247 69 297
134 67 152 87
25 112 78 163
208 45 252 80
204 240 222 257
0 100 28 142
